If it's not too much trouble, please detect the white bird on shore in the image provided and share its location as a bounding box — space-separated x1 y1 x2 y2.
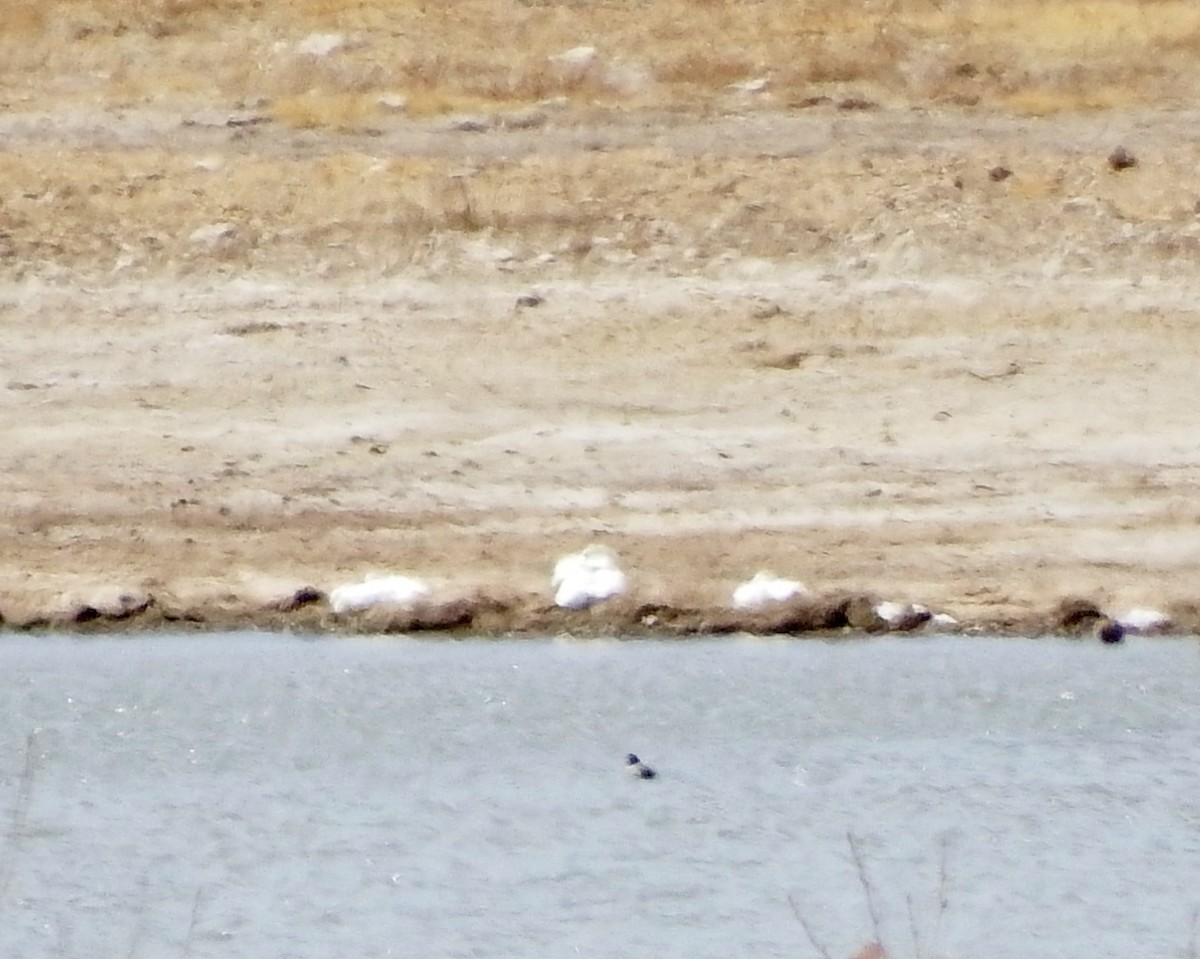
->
329 575 431 614
731 571 807 609
1116 607 1172 634
552 545 627 610
874 600 933 630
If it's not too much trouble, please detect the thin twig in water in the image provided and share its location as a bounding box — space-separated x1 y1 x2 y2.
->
0 731 40 919
847 831 886 950
907 892 923 959
125 872 151 959
931 832 953 956
182 886 206 959
787 892 835 959
1188 903 1199 959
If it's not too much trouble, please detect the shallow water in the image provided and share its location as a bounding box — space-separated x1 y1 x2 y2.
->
0 634 1198 959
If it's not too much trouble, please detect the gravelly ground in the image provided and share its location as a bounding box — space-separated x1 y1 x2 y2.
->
3 103 1198 633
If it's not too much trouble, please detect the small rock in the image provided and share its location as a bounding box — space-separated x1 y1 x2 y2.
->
1096 618 1126 644
447 114 491 133
844 596 886 631
188 222 238 247
601 60 652 96
549 45 598 78
728 77 769 94
73 587 155 622
515 293 545 309
225 113 269 128
988 165 1013 182
275 586 324 612
501 108 549 130
1062 197 1102 214
215 488 285 518
1108 146 1137 171
750 301 787 320
111 253 137 273
376 93 408 113
295 32 346 58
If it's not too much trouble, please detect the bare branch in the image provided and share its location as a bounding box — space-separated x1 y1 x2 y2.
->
847 831 886 949
0 731 40 919
787 891 835 959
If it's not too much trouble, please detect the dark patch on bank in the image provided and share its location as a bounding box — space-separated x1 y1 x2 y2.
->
0 590 1195 640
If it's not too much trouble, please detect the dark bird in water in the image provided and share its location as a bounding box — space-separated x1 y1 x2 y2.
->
1097 618 1126 644
625 753 656 779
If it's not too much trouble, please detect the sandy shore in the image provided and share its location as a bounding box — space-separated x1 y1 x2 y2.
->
3 100 1199 637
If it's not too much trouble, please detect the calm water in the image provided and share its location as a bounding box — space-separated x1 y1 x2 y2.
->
1 634 1198 959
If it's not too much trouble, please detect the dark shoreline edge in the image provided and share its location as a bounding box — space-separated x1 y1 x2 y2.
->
0 592 1194 640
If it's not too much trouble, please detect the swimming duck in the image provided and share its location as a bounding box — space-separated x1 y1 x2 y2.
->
625 753 656 779
1096 618 1126 644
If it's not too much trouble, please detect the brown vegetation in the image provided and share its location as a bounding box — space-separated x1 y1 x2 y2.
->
4 587 1199 638
4 0 1200 118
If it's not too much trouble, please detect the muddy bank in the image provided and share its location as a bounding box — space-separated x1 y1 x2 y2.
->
5 103 1200 622
1 588 1194 641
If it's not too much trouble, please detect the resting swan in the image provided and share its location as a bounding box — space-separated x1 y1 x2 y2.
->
329 575 431 614
552 545 627 610
731 571 807 609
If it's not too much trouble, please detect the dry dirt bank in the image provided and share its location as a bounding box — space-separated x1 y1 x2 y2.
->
2 102 1199 636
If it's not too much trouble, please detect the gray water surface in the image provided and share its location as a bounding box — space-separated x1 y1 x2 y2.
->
1 634 1198 959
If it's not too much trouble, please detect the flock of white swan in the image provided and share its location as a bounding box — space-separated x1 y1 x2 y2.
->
326 545 1174 636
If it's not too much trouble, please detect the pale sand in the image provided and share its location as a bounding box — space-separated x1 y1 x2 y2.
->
2 104 1198 632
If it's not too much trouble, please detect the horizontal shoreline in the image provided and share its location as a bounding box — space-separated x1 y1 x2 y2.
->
0 590 1193 640
7 106 1200 647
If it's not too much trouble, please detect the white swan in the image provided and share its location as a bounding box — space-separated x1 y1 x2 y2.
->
329 575 431 614
731 571 806 609
874 601 934 629
552 546 627 610
552 544 609 586
1116 607 1172 634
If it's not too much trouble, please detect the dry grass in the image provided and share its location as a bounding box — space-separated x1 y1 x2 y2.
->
2 5 1200 628
2 0 1200 117
3 0 1199 279
2 121 1198 280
